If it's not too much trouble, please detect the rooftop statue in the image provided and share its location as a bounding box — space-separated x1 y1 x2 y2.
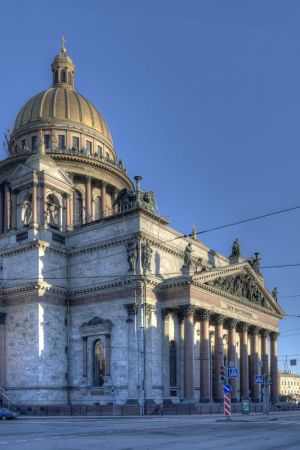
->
182 243 193 269
249 252 262 277
113 176 157 214
272 287 278 302
231 238 241 257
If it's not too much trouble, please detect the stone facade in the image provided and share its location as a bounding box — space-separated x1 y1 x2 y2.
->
0 42 285 408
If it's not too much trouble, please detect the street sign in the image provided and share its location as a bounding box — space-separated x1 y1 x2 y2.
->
223 384 232 394
229 368 239 378
255 375 264 384
224 392 231 416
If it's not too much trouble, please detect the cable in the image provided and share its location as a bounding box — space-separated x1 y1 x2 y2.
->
261 263 300 269
166 205 300 242
1 262 300 283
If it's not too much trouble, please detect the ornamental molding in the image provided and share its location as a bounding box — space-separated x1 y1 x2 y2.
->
69 274 161 297
1 281 66 296
51 154 131 186
69 276 142 296
80 316 113 337
0 239 66 258
191 263 284 318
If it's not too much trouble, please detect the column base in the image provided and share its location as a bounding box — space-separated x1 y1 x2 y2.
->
213 398 224 403
200 398 211 403
182 398 195 403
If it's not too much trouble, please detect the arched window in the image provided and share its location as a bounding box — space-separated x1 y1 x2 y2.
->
93 339 105 386
47 194 60 228
22 194 32 226
54 70 58 84
74 190 83 225
61 70 66 83
93 196 101 220
169 340 177 387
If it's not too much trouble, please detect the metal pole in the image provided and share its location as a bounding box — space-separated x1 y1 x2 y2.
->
112 388 116 417
142 273 147 415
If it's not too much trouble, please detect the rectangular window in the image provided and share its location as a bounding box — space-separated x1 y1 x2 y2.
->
106 152 110 160
86 140 92 154
72 136 79 149
31 136 37 151
44 135 50 149
58 134 66 150
97 145 103 157
21 139 26 150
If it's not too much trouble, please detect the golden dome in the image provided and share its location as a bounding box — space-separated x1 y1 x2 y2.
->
10 38 114 151
12 87 113 143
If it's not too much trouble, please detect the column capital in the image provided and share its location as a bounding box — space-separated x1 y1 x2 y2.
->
226 318 238 329
211 313 225 325
237 322 249 332
144 303 156 317
123 303 138 317
180 304 196 318
270 331 279 340
198 309 211 321
260 329 269 338
249 325 261 335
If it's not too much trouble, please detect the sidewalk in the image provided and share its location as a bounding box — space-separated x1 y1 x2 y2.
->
16 411 298 421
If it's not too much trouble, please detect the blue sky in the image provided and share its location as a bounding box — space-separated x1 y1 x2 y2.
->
0 0 299 372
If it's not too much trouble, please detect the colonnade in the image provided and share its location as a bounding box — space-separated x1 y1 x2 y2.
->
162 306 279 403
0 176 119 233
84 176 118 223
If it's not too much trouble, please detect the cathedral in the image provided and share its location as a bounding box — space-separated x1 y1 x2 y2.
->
0 41 284 413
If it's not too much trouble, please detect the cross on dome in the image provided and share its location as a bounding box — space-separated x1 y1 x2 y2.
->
61 35 66 53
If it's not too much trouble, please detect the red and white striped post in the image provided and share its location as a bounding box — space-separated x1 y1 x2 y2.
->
224 392 231 417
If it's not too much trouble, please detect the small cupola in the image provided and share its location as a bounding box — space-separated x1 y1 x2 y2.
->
51 36 75 88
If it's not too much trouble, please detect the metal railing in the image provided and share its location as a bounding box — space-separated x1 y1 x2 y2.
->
0 387 19 412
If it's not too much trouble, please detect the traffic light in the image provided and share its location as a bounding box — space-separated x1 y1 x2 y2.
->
220 366 225 384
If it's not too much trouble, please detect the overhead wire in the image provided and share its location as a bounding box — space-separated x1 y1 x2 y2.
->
165 205 300 242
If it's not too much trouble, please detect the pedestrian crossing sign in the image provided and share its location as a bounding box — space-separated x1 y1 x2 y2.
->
229 368 239 378
255 375 264 384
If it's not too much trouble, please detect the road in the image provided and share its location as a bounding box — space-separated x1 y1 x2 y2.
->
0 412 299 450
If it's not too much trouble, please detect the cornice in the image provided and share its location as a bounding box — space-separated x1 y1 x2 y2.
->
0 239 66 257
1 282 66 296
193 279 283 319
50 153 132 188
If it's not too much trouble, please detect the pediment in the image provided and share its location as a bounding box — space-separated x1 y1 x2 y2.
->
8 154 73 188
192 263 284 317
